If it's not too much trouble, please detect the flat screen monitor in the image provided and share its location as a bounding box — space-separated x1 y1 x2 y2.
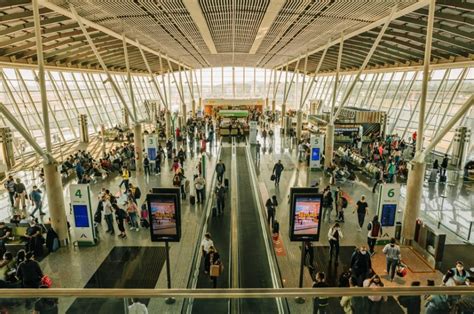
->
381 204 396 227
147 191 181 242
311 148 320 161
289 188 322 242
73 204 90 228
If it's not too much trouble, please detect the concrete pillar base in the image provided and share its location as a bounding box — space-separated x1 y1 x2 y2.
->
44 162 68 243
402 160 426 244
324 123 335 169
296 110 303 140
134 123 143 173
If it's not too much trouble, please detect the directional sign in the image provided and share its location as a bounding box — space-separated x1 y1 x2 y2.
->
70 184 96 246
376 183 401 242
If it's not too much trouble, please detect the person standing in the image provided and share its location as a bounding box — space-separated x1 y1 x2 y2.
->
322 186 333 222
155 150 162 175
113 203 127 239
4 176 16 208
398 281 421 314
16 252 43 288
304 241 315 270
205 246 221 288
272 160 284 185
367 215 382 256
255 141 261 161
440 154 449 177
328 223 343 263
103 196 115 235
387 160 396 183
350 246 372 287
194 174 206 204
215 181 226 215
201 232 214 273
215 160 226 183
126 200 139 232
382 238 401 282
312 272 329 314
0 222 11 257
143 155 150 176
14 178 27 217
354 195 369 231
29 186 45 217
265 195 278 227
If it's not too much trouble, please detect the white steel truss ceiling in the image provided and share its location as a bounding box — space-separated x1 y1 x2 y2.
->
0 0 472 74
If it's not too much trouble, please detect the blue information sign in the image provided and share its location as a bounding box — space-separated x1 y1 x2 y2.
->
73 204 90 228
380 204 396 226
148 147 157 160
311 148 320 161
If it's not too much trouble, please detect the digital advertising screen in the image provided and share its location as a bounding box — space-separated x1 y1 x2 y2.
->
289 188 322 242
311 148 320 161
73 204 90 228
147 189 181 242
381 204 397 227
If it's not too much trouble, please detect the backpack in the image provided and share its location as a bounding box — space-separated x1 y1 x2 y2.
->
341 197 348 209
368 221 381 237
134 187 141 199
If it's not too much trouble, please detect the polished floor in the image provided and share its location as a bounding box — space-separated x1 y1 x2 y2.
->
2 124 472 313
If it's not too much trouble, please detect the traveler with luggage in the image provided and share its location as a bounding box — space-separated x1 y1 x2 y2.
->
272 160 284 185
382 238 401 281
215 182 226 215
113 203 128 239
205 246 221 288
215 160 226 183
328 223 343 263
194 174 206 204
201 232 214 271
265 195 278 227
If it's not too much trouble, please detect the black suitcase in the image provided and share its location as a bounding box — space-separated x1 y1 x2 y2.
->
224 178 229 189
141 218 150 228
212 207 217 217
439 175 447 183
190 195 196 205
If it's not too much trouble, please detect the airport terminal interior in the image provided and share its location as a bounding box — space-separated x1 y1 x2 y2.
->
0 0 473 313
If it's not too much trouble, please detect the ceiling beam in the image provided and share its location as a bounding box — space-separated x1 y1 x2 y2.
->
414 9 474 25
0 15 68 37
249 0 285 54
0 0 30 10
436 0 474 12
397 16 472 40
37 0 190 70
0 7 50 22
182 0 217 54
275 0 430 68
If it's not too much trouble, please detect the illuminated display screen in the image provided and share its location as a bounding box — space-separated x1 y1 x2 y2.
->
290 190 322 241
73 204 89 228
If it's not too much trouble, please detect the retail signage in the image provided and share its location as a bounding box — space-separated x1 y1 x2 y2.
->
376 183 401 241
70 184 96 246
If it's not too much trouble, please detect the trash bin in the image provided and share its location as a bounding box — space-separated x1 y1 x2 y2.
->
395 222 402 240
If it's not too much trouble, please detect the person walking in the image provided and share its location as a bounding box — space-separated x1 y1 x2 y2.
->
312 272 329 314
272 160 284 185
387 160 396 183
201 232 214 272
328 223 343 263
16 252 43 288
322 187 333 222
194 174 206 204
382 238 401 281
367 215 382 256
215 160 226 183
4 175 16 208
265 195 278 227
103 196 115 235
154 151 162 175
119 166 130 192
372 168 384 193
29 186 45 217
215 181 226 215
350 246 372 287
354 195 369 231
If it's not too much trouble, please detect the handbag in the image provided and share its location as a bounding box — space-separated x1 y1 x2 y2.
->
270 174 276 181
396 262 408 277
41 275 53 288
210 264 221 277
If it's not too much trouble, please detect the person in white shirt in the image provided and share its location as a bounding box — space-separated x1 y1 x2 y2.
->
382 238 401 281
328 223 343 263
201 232 214 273
103 196 114 235
128 299 148 314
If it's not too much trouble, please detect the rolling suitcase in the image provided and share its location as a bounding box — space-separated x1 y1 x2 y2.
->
190 195 196 205
224 178 229 189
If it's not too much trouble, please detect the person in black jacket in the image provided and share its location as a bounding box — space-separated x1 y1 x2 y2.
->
350 246 372 287
272 160 284 185
398 281 421 314
441 154 449 177
16 252 43 288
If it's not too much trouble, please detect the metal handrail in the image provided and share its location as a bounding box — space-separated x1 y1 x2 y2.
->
3 287 473 298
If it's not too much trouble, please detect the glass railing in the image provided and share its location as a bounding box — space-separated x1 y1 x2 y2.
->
2 287 473 313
